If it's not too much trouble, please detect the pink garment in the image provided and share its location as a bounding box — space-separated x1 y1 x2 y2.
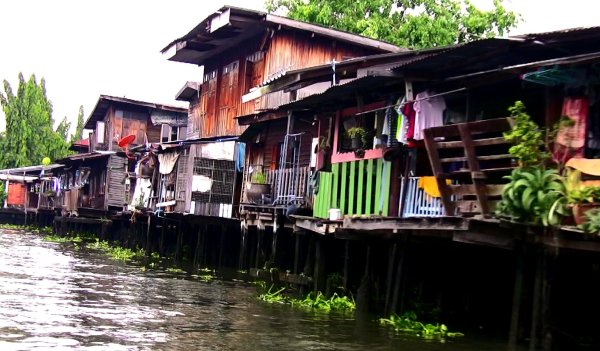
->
412 91 446 140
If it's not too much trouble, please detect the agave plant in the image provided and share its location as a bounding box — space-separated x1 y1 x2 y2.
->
496 167 568 226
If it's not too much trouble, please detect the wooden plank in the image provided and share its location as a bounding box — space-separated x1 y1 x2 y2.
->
439 167 514 179
332 163 339 209
458 123 490 215
324 173 332 217
382 161 391 216
423 129 456 216
357 160 365 215
374 159 383 215
348 161 356 216
340 162 348 215
366 159 374 214
426 117 513 138
437 137 509 149
440 154 513 163
450 184 505 197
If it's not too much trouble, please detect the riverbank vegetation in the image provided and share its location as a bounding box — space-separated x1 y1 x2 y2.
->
496 101 600 235
258 284 356 313
379 311 464 340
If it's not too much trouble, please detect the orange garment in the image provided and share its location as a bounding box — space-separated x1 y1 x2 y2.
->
418 176 450 198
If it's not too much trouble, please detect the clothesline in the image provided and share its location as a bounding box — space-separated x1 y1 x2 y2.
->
355 87 467 116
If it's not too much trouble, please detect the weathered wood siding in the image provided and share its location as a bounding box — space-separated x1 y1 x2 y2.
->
175 154 189 213
105 155 127 209
194 29 371 139
7 182 26 207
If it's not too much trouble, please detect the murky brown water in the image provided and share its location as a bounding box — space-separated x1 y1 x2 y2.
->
0 228 512 350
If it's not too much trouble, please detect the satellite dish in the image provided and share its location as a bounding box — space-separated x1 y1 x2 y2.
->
118 134 136 148
118 134 136 160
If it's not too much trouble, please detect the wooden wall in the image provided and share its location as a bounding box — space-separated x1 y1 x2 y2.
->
7 182 26 207
193 29 372 139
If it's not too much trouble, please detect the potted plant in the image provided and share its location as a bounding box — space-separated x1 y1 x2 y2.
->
346 127 367 150
246 170 271 204
317 136 331 171
569 185 600 225
579 208 600 236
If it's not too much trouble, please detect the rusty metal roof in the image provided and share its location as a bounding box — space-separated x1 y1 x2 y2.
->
84 95 187 129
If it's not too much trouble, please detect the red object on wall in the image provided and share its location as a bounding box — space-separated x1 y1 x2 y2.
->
7 182 26 206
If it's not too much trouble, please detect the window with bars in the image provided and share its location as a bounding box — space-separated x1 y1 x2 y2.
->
191 158 235 204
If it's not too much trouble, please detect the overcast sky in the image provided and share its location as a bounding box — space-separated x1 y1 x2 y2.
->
1 0 599 135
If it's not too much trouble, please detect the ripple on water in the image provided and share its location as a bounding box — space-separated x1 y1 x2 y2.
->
0 229 512 351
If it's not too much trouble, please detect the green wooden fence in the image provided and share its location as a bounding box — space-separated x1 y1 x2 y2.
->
313 158 392 218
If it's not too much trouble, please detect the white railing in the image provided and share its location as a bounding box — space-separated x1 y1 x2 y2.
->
400 177 445 217
268 166 311 205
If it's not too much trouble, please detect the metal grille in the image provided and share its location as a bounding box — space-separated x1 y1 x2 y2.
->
192 158 235 205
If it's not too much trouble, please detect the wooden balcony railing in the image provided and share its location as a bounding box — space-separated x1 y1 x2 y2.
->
400 177 446 217
313 159 392 219
243 166 311 206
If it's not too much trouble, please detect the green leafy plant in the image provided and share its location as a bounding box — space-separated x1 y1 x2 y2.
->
504 101 548 167
0 182 6 206
318 136 331 151
579 209 600 236
251 171 267 184
496 167 568 226
135 192 146 208
569 185 600 204
346 126 367 146
379 311 463 340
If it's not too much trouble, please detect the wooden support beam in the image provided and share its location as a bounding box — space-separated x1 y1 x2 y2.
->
384 243 398 316
239 223 248 271
508 243 526 351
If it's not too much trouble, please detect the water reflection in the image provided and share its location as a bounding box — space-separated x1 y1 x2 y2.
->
0 229 510 350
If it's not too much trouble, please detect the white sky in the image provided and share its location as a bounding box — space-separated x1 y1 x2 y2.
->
1 0 599 135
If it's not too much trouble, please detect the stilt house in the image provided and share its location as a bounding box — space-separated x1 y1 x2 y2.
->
160 6 402 219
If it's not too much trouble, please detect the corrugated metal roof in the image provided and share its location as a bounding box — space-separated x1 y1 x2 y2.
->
161 6 404 66
0 164 63 175
84 95 187 129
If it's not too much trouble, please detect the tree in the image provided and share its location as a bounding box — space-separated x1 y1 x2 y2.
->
0 73 71 168
70 105 85 143
266 0 518 49
56 116 71 141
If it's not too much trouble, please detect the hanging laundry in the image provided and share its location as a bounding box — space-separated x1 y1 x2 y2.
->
555 96 588 160
418 176 451 198
413 91 447 140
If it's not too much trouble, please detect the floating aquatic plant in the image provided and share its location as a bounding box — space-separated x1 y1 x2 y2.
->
379 311 463 340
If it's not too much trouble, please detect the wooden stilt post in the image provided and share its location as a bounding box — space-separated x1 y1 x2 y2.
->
256 225 264 269
293 233 301 274
193 225 202 269
356 243 372 315
159 218 166 256
508 243 526 351
384 242 398 316
313 236 325 293
218 225 226 269
391 233 408 314
175 220 184 264
145 215 152 256
530 247 543 351
239 222 248 271
343 241 351 291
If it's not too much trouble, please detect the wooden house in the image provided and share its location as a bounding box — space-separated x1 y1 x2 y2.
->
54 152 128 215
85 95 187 152
0 164 63 211
160 6 401 219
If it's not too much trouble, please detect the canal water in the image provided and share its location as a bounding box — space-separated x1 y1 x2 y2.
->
0 228 510 350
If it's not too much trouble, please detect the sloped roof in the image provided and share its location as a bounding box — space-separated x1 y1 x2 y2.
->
161 6 404 66
84 95 187 129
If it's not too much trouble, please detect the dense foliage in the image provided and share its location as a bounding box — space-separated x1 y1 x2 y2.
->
496 168 567 226
70 105 85 143
266 0 518 49
0 73 71 168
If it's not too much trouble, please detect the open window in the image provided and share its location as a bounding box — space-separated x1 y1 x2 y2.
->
96 121 105 144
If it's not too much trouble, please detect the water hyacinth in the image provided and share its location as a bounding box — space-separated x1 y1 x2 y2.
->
379 311 463 341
